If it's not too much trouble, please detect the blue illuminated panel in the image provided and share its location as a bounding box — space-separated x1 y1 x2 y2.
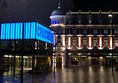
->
36 23 54 44
6 23 10 39
0 23 23 39
14 23 23 39
1 23 6 39
24 22 36 39
10 23 15 39
0 22 53 44
17 23 22 39
30 22 36 39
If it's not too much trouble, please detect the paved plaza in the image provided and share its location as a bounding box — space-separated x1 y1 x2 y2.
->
1 66 118 83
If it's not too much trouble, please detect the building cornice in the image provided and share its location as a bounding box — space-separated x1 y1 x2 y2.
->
65 24 118 27
66 11 118 15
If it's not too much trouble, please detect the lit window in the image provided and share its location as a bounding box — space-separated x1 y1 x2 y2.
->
57 20 60 24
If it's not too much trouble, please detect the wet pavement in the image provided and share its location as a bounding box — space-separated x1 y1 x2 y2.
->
2 66 118 83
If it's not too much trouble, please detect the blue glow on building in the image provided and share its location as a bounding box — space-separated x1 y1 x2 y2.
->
15 23 23 39
0 22 53 44
36 23 54 44
30 22 36 39
10 23 15 39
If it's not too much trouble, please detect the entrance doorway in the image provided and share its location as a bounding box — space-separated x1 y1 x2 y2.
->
56 57 62 68
89 52 105 66
70 57 79 66
91 58 99 65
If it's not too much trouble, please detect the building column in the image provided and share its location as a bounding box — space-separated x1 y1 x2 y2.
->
108 36 115 49
87 35 93 49
97 35 104 49
77 35 83 49
61 35 65 47
67 35 72 49
54 35 57 46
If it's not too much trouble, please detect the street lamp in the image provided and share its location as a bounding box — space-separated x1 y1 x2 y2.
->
108 10 113 72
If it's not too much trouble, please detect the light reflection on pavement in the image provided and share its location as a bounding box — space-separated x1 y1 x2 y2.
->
2 66 118 83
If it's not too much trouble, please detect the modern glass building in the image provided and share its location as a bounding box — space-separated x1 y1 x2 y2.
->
50 4 118 68
0 22 54 76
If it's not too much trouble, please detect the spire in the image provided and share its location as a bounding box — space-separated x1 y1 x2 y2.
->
58 0 61 9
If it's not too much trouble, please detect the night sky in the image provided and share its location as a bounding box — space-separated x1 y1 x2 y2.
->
1 0 118 26
73 0 118 11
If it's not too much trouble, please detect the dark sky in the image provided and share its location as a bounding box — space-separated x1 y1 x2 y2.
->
1 0 71 26
1 0 118 26
73 0 118 11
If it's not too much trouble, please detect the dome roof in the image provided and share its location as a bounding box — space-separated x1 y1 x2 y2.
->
51 2 66 16
51 8 66 16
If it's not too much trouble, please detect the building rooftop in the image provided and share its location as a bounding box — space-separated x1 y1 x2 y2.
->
51 1 66 16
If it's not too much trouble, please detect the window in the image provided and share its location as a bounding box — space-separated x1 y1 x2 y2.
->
77 28 82 34
83 29 87 35
51 20 56 24
73 29 77 35
65 28 69 34
93 29 98 35
114 29 118 35
104 29 108 34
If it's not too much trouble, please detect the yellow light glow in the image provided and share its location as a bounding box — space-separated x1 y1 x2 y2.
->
88 56 91 60
68 36 72 47
109 36 113 49
78 36 81 47
62 47 65 51
98 36 104 49
61 35 65 46
89 37 92 47
77 36 82 49
99 56 103 60
99 37 102 47
88 47 93 50
50 24 65 27
62 57 64 68
87 36 93 49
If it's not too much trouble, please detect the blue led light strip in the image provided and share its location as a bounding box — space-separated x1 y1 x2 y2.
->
11 23 15 39
27 23 30 39
15 23 18 39
30 22 36 39
1 24 5 39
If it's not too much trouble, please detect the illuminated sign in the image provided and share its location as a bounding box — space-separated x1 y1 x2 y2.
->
0 22 54 44
36 23 54 44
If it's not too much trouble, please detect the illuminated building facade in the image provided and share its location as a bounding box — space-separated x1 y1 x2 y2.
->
50 4 118 67
0 22 54 75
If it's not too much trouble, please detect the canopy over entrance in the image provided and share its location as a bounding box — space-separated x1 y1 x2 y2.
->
89 52 104 57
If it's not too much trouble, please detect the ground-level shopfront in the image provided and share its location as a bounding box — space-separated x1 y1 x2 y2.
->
66 52 118 67
53 49 118 68
2 54 52 76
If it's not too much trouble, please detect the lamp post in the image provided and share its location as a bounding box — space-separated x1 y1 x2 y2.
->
21 0 26 82
108 11 113 72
